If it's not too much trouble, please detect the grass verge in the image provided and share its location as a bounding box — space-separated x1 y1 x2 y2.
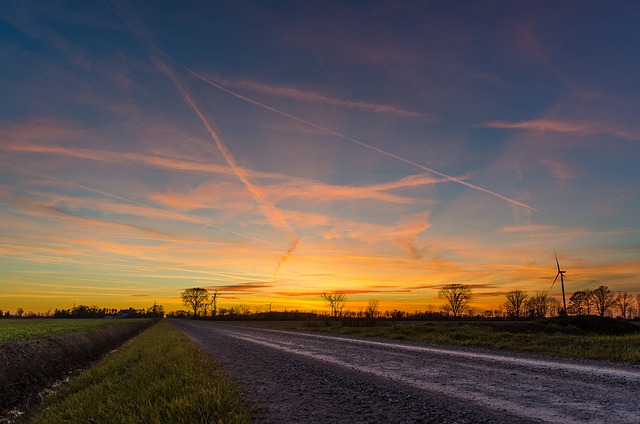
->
28 319 250 424
305 320 640 363
1 320 153 415
0 319 134 345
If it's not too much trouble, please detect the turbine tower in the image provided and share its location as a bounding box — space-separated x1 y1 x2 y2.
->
552 251 567 315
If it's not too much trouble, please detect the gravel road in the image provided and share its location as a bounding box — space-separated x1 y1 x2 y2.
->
171 320 640 423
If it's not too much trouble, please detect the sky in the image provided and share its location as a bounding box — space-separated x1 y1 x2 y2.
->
1 1 639 315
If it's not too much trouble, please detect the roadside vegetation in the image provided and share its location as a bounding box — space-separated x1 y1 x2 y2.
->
1 320 154 418
305 317 640 364
28 319 250 424
0 319 135 345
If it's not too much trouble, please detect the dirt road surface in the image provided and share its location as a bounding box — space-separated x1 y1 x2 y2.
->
172 320 640 423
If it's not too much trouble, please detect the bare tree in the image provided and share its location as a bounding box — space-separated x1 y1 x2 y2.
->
504 289 528 318
438 284 472 318
636 293 640 319
210 289 220 318
548 297 562 317
590 286 615 317
524 292 552 318
181 287 209 317
321 292 348 317
615 292 635 319
365 299 380 320
236 304 251 316
568 290 591 316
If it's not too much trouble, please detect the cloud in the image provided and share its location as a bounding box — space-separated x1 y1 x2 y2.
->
205 282 273 293
0 118 93 148
225 78 428 120
265 174 443 205
157 52 539 212
500 224 594 240
482 118 640 142
388 212 430 259
274 287 412 297
4 192 172 238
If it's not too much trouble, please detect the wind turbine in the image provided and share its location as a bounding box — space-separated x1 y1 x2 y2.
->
552 251 567 315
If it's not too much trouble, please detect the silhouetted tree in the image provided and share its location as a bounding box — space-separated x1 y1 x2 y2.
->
524 292 552 318
438 284 472 318
321 292 348 317
365 299 380 321
504 289 528 318
615 292 634 319
16 307 24 318
210 290 220 318
181 287 209 317
636 293 640 319
568 290 592 316
146 301 164 318
590 286 615 317
236 304 251 316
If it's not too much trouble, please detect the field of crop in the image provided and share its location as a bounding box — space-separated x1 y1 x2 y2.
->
0 319 132 345
28 319 251 424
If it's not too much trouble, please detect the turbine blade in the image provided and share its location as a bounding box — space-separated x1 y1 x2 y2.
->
555 251 561 272
552 272 559 288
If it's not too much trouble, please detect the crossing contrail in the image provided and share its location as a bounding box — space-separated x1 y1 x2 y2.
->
106 0 300 270
105 1 537 213
179 68 539 213
154 58 300 269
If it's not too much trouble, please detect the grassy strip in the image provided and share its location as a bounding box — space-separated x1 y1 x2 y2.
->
0 319 133 345
306 322 640 363
28 319 250 424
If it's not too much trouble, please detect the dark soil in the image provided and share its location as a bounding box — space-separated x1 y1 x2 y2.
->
0 319 155 419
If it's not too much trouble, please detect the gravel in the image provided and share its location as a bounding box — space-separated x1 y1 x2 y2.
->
171 320 640 424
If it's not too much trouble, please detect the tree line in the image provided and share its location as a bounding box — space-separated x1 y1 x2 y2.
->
180 285 640 321
0 302 165 319
504 286 639 319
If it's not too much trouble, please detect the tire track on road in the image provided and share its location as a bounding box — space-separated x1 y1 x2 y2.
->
173 321 640 423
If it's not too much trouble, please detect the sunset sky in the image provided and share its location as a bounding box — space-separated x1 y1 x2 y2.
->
1 1 639 314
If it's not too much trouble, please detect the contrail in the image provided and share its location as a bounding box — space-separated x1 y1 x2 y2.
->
105 0 537 213
105 0 300 268
275 238 299 274
2 162 278 247
180 68 539 212
154 58 300 269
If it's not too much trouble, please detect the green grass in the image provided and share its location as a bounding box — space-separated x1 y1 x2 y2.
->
0 319 131 345
28 319 250 424
306 321 640 363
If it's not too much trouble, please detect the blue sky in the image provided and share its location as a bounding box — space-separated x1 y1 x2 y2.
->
1 1 639 313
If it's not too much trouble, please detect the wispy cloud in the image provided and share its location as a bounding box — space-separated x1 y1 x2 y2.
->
274 287 412 297
3 191 171 238
387 212 430 259
2 164 277 246
205 282 273 293
225 78 428 120
176 64 539 212
5 139 443 206
482 118 640 142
